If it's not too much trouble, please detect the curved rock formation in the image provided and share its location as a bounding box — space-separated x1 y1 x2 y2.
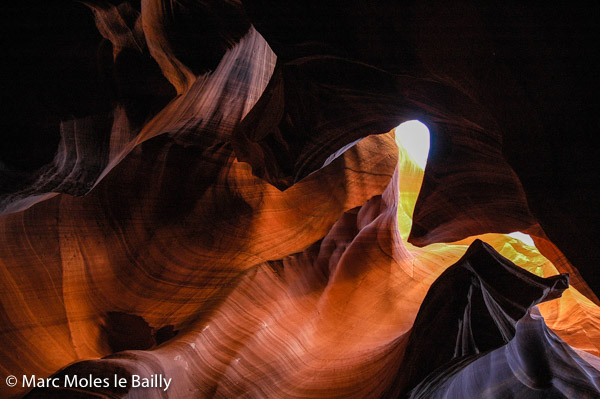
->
408 308 600 399
1 1 599 398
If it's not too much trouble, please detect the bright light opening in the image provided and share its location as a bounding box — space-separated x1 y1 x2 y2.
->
507 231 536 247
395 120 430 170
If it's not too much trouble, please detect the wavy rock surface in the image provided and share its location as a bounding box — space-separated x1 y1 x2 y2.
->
0 129 397 399
240 0 600 299
1 1 600 398
14 155 600 398
409 309 600 398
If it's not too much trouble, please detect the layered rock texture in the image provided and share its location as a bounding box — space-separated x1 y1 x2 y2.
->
1 1 599 398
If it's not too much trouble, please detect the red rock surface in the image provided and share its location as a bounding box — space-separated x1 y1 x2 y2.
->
1 2 599 398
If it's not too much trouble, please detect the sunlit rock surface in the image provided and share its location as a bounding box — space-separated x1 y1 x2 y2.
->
1 1 599 398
